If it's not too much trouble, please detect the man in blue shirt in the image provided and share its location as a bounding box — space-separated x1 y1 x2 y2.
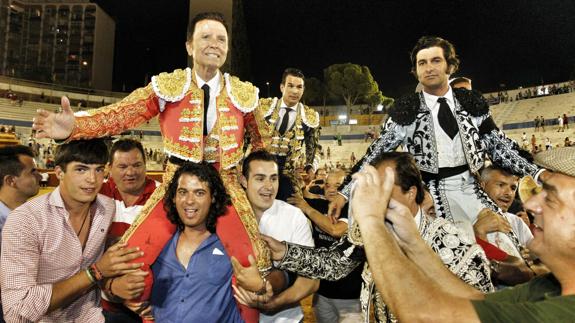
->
150 162 243 322
0 145 41 323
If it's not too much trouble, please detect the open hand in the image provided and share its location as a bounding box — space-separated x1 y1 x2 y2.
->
32 96 76 139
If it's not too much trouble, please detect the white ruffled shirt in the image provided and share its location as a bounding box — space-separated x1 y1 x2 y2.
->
423 87 467 168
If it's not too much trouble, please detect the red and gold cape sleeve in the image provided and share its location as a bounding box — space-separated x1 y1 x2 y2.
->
68 84 160 141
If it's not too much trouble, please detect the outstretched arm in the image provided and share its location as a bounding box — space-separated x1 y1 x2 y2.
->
33 85 160 142
264 235 364 281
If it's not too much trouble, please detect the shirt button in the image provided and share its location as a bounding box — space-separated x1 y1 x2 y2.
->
181 299 185 303
185 274 189 278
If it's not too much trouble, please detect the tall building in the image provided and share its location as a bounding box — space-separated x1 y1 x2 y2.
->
0 0 115 90
188 0 251 80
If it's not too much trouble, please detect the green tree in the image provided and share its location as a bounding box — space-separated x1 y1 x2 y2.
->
324 63 380 118
302 77 324 106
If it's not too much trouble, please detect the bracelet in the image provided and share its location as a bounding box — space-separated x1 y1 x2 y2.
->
89 264 104 282
255 276 268 296
85 268 97 285
108 278 117 297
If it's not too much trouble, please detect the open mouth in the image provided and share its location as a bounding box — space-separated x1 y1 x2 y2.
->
184 208 198 217
260 193 273 200
81 188 96 194
206 53 220 58
498 198 511 205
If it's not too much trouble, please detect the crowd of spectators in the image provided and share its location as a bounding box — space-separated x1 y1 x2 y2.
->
486 81 575 105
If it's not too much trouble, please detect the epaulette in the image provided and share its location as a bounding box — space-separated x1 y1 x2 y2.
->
388 93 421 125
259 97 278 119
151 68 192 102
224 73 259 113
453 88 490 117
301 104 320 128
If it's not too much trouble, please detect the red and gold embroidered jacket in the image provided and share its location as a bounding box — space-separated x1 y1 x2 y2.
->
69 68 266 169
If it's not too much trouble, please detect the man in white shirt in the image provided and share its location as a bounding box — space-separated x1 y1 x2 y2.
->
330 36 542 240
477 166 533 250
475 165 548 286
238 150 317 323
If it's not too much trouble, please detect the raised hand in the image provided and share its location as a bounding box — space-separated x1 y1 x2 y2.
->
286 194 311 214
96 242 144 278
32 96 76 139
473 208 512 240
260 235 287 261
350 166 394 225
230 255 265 292
109 270 148 300
232 281 273 309
327 194 346 222
384 198 421 248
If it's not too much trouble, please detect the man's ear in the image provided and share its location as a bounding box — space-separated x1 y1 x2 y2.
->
408 186 417 203
240 175 248 189
185 40 193 57
2 174 15 188
54 166 64 180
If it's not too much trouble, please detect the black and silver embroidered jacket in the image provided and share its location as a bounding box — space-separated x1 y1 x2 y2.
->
340 88 539 198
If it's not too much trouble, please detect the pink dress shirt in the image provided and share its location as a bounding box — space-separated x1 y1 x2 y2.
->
0 187 114 322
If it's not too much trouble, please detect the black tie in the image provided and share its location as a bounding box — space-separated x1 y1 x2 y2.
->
202 84 210 135
278 108 291 135
437 97 458 139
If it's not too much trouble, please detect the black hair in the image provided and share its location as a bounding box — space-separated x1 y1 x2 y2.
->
410 36 460 77
304 165 314 173
369 151 425 204
187 12 228 41
109 138 146 164
55 139 109 171
163 162 231 233
281 68 305 85
241 150 278 178
0 145 35 189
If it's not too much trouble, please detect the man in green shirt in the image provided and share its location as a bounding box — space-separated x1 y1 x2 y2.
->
343 147 575 322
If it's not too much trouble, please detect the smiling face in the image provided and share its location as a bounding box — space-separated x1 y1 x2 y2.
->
280 75 305 107
56 161 106 207
481 169 519 213
173 173 212 231
523 172 575 266
415 46 451 96
186 19 228 72
241 160 279 218
109 148 146 196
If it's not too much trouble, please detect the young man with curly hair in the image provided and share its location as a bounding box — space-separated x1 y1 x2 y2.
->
149 162 242 322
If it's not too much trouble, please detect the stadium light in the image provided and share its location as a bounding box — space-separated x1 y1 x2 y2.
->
338 114 347 120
